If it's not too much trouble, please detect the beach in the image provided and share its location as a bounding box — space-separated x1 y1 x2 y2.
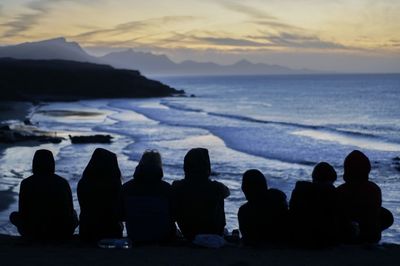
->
0 102 33 214
0 77 399 265
0 74 400 242
0 234 400 266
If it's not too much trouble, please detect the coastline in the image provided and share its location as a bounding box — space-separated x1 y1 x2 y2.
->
0 102 32 123
0 101 34 213
0 98 399 245
0 234 400 266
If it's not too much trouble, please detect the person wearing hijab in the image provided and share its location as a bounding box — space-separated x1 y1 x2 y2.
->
172 148 230 241
238 169 288 246
289 162 340 247
120 150 175 243
337 150 393 243
77 148 123 242
9 149 78 240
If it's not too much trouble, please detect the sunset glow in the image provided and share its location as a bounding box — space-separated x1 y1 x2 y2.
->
1 0 399 72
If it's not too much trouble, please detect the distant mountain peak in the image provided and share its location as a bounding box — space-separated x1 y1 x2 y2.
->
0 37 316 75
44 37 67 43
234 59 252 66
0 37 96 63
23 37 68 45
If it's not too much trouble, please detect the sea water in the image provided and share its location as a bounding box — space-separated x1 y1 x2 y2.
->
0 74 399 243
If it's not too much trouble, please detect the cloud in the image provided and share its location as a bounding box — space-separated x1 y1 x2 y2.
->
250 19 302 31
163 30 349 50
218 1 301 30
257 32 348 49
1 1 48 37
80 29 350 52
216 0 350 50
73 16 199 40
192 36 266 47
1 0 91 38
218 0 275 20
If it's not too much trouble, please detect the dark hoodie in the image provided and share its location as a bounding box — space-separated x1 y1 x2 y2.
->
172 148 230 241
120 153 175 243
289 162 339 247
337 150 386 243
10 149 77 240
77 148 122 241
238 169 288 245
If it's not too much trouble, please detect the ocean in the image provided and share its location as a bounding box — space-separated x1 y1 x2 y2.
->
0 74 399 243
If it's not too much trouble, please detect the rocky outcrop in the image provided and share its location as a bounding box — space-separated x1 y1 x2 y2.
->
0 58 184 101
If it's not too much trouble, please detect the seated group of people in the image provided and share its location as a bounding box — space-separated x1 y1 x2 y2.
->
9 147 394 247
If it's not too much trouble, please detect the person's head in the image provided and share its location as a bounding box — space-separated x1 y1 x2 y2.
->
133 150 163 182
32 149 55 175
312 162 337 184
343 150 371 184
82 148 121 181
241 169 268 202
183 148 211 180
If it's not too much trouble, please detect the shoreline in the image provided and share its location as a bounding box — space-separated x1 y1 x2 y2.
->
1 234 400 266
1 99 399 245
0 102 33 123
0 102 34 213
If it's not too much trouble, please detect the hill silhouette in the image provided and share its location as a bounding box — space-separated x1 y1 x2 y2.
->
0 58 183 101
0 38 314 76
0 38 97 63
101 50 313 76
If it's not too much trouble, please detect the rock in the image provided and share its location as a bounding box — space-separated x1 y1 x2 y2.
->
69 134 113 144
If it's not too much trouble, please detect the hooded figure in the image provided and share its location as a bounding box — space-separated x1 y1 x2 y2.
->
9 149 78 240
337 150 393 243
238 169 288 245
172 148 230 241
289 162 339 247
77 148 122 242
120 150 175 243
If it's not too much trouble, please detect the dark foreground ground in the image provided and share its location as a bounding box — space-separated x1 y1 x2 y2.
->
0 234 399 266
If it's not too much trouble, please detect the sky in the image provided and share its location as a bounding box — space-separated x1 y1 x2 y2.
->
0 0 399 72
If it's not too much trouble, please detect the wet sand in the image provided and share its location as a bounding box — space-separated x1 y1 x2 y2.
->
0 234 399 266
0 102 34 213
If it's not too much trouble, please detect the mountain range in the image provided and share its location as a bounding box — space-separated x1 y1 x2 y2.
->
0 37 313 76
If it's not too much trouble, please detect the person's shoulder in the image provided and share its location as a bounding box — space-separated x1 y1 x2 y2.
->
366 180 380 189
336 182 348 192
122 179 135 186
268 188 287 200
292 180 313 194
294 180 312 189
20 175 34 188
238 202 250 215
365 180 381 194
171 179 186 194
121 179 135 190
211 179 230 197
21 174 34 183
160 180 172 188
210 179 227 189
171 179 185 187
54 174 71 186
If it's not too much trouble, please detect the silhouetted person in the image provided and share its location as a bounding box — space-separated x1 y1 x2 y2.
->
172 148 230 241
337 150 393 243
238 169 288 246
120 150 175 243
289 162 339 247
9 149 78 241
77 148 123 242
